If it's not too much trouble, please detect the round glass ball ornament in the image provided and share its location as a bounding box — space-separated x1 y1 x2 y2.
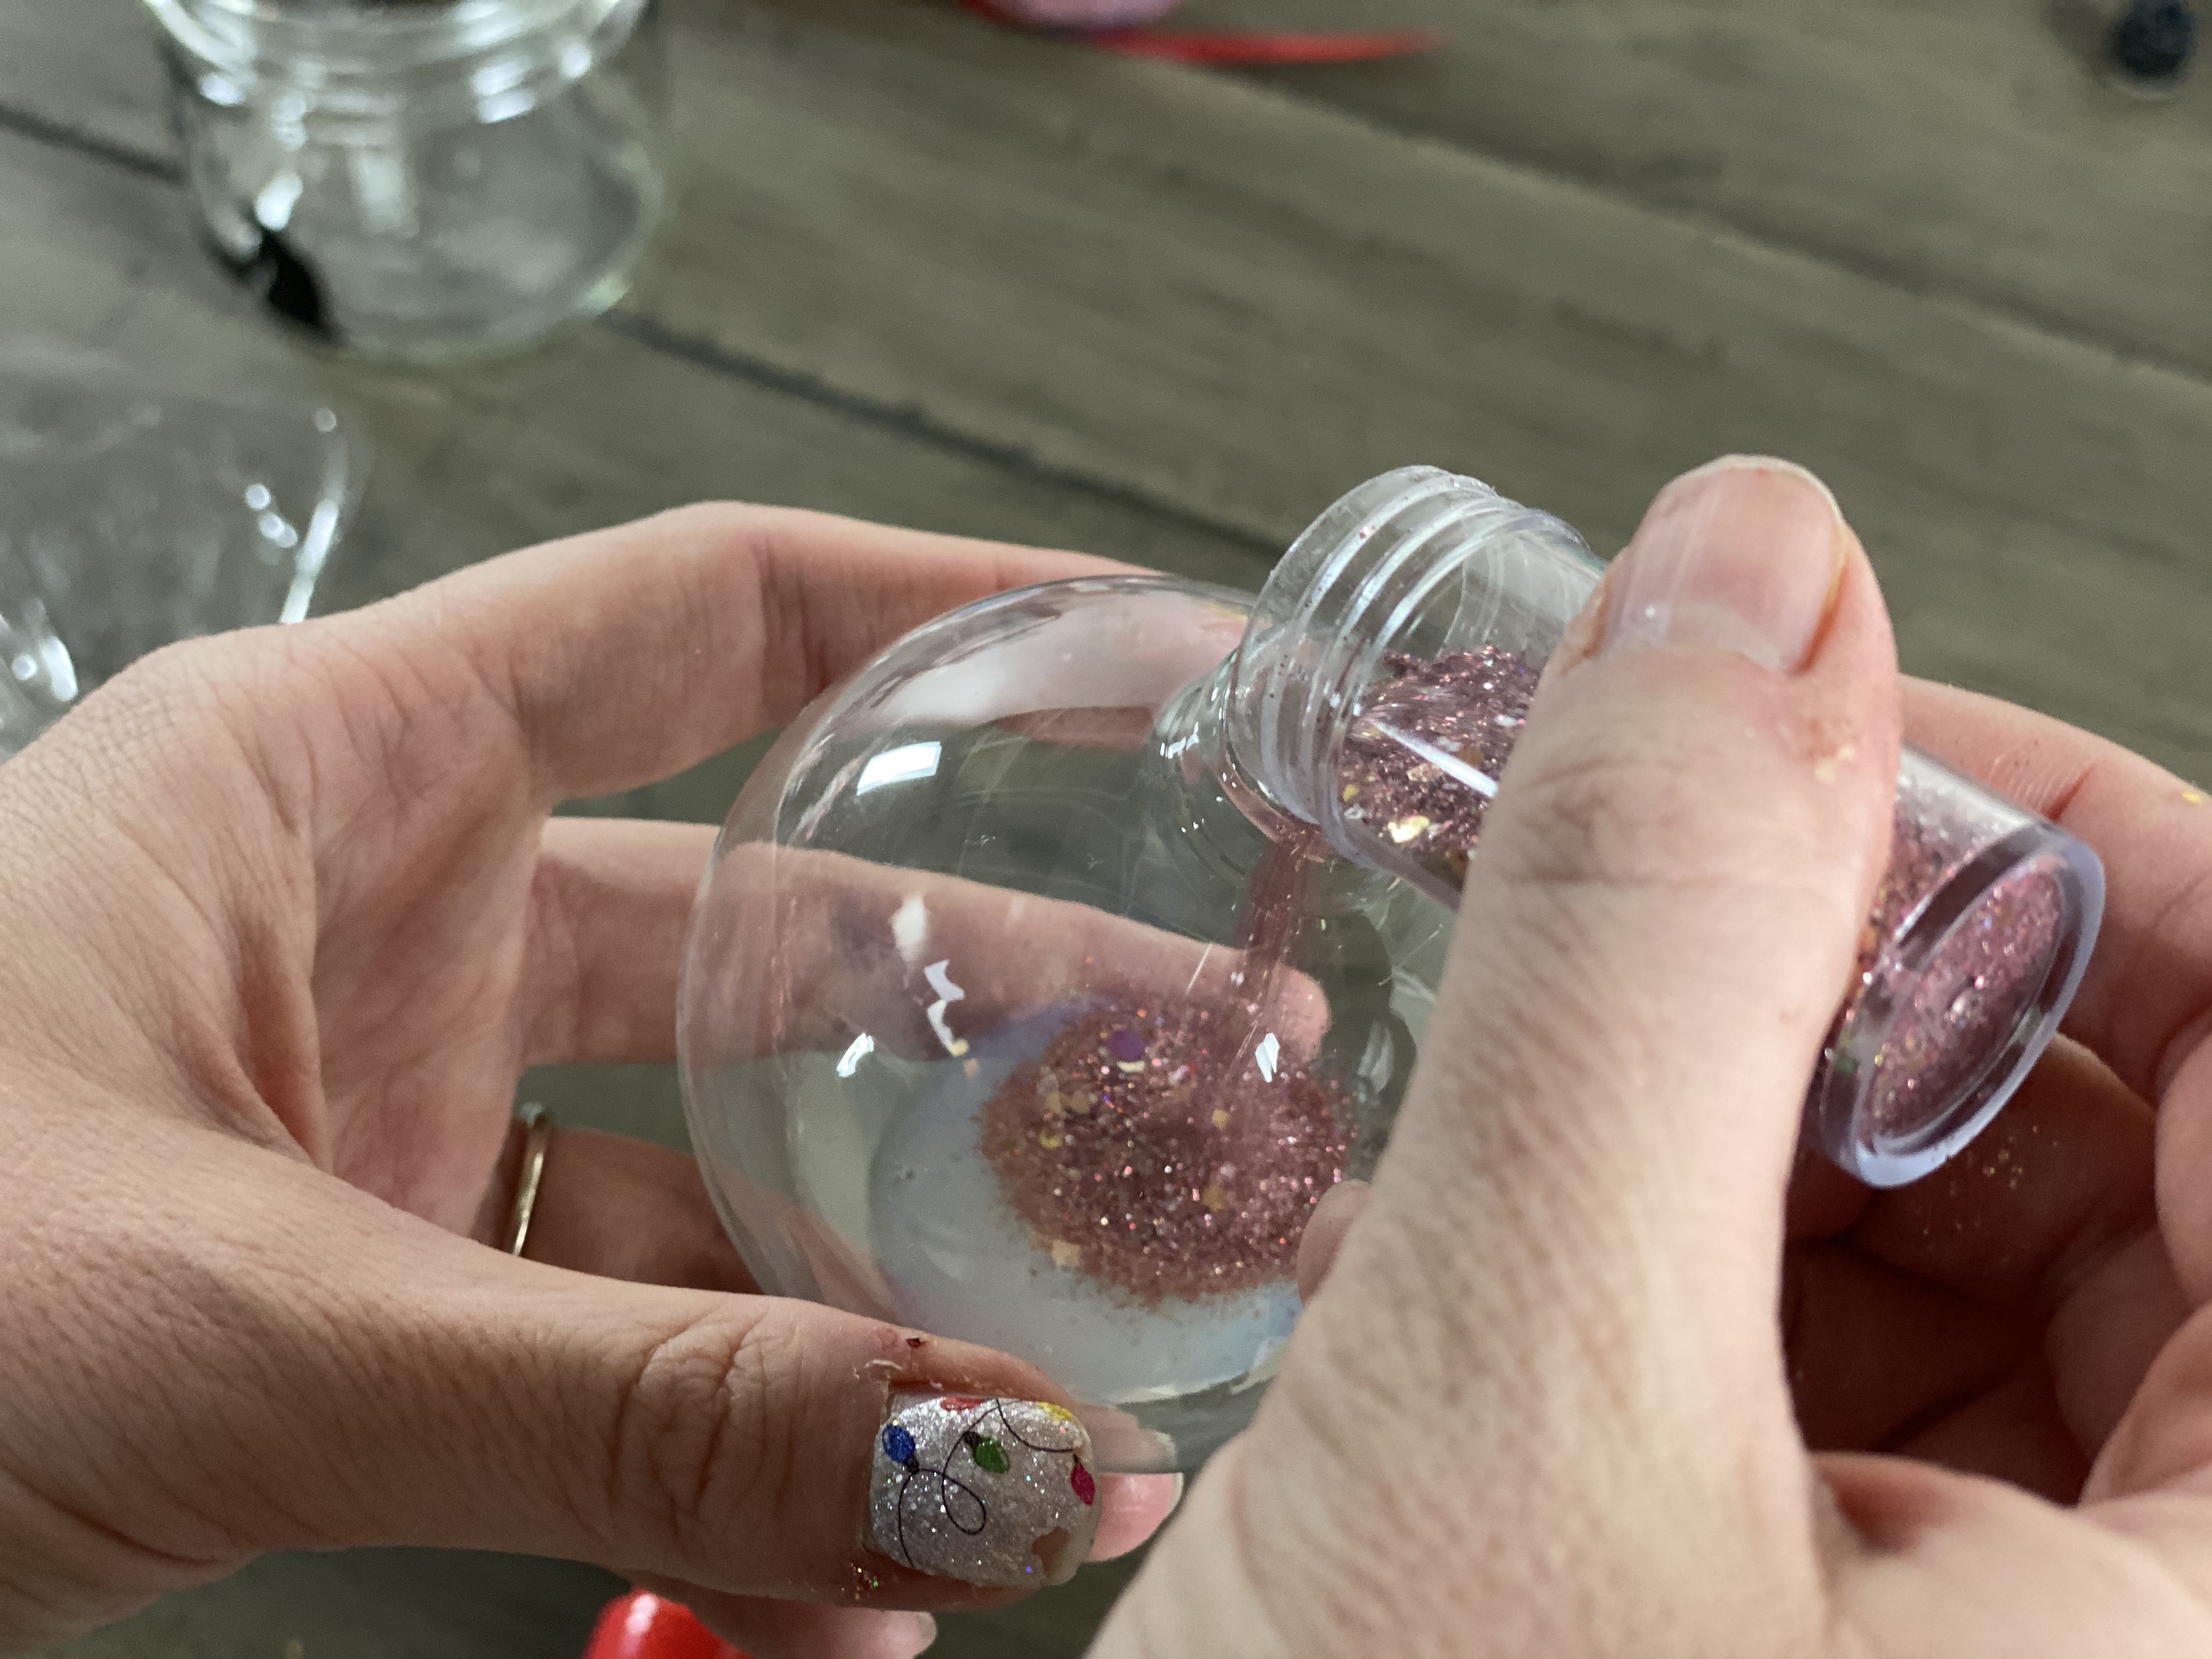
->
679 467 2103 1471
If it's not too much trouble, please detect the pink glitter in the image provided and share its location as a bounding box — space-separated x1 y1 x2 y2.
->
1338 648 1538 887
1849 791 2068 1141
1336 651 2070 1141
975 646 2066 1284
980 1000 1351 1303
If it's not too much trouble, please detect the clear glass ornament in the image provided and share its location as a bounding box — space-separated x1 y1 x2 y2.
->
680 467 2103 1471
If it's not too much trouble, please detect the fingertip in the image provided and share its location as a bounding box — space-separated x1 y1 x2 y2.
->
1295 1179 1372 1302
1268 966 1334 1062
1088 1471 1185 1560
1553 458 1889 699
840 1610 939 1659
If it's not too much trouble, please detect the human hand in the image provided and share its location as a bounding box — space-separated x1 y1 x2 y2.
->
0 507 1188 1659
1097 456 2212 1656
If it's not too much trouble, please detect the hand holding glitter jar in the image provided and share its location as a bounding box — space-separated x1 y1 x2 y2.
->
679 458 2102 1472
1232 462 2103 1187
1083 459 2186 1659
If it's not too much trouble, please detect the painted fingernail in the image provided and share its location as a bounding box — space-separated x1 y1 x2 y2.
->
870 1391 1101 1588
1603 455 1846 672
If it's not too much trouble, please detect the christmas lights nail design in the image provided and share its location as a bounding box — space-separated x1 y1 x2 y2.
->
871 1393 1099 1587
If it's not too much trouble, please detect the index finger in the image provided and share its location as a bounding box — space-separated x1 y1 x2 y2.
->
687 843 1334 1066
374 503 1129 801
1902 678 2212 1107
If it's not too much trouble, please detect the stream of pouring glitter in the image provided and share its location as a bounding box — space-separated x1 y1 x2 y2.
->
979 643 2068 1294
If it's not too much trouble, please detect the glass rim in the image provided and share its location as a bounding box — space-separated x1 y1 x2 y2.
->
1810 820 2105 1188
145 0 647 81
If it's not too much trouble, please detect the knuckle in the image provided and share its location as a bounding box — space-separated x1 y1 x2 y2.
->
43 644 210 771
607 1304 795 1558
650 501 811 581
1497 704 1850 899
19 632 298 815
654 499 765 539
1502 733 1734 890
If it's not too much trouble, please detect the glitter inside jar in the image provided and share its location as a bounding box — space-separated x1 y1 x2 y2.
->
1234 467 2103 1187
1328 649 2086 1176
1337 648 1537 888
1858 865 2065 1142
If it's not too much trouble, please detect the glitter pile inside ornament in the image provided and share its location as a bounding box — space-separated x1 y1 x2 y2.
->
980 1001 1351 1304
1337 647 1539 888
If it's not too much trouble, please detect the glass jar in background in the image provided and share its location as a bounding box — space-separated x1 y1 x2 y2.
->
146 0 667 363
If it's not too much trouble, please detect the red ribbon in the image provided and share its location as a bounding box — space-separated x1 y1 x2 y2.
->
959 0 1442 63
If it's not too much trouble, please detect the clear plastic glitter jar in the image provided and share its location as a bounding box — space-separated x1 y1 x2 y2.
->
1232 467 2104 1187
679 466 2103 1469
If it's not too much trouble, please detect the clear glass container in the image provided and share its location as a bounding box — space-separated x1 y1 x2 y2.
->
679 466 2103 1470
0 351 360 763
146 0 667 363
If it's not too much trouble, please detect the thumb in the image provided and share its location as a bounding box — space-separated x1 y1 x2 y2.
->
143 1150 1134 1614
1112 458 1898 1657
1396 453 1896 1396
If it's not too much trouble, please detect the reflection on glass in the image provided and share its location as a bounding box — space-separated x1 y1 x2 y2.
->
0 353 362 763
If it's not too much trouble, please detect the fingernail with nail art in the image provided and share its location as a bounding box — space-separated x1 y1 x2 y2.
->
870 1392 1100 1588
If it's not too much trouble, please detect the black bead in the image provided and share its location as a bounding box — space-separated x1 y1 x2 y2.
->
211 222 334 341
2109 0 2198 82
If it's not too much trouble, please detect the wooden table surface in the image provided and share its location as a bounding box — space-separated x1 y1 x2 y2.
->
5 1 2209 1654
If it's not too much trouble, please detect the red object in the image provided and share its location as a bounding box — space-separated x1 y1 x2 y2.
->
959 0 1442 63
584 1592 745 1659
